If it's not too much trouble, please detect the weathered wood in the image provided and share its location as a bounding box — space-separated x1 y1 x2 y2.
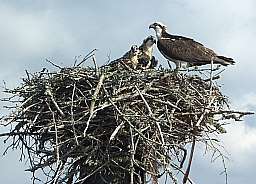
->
0 58 253 184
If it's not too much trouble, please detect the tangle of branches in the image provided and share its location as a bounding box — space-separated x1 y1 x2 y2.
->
0 53 253 184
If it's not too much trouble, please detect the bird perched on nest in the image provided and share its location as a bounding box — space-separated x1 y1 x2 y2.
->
122 45 141 69
107 37 158 70
138 35 158 69
107 45 141 69
149 22 235 70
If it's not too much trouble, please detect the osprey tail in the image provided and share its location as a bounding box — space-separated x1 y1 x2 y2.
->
215 55 235 66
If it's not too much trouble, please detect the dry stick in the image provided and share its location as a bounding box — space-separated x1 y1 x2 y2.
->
179 66 220 72
203 132 229 184
187 82 204 100
75 162 109 183
25 69 30 80
18 94 35 108
71 83 79 145
195 96 216 127
204 75 220 82
184 70 214 182
90 74 105 115
167 60 172 70
109 121 125 141
5 102 40 126
130 126 135 184
176 110 254 116
143 93 181 111
155 120 165 146
195 59 214 127
83 74 105 136
92 55 99 75
135 85 165 145
135 85 153 115
183 136 196 184
76 49 97 67
46 101 60 184
184 74 214 182
165 105 172 131
170 163 194 184
45 59 62 69
32 106 43 124
109 99 162 145
167 169 178 184
0 132 39 137
169 99 181 131
214 68 226 78
52 161 64 184
217 110 254 115
209 57 214 96
45 88 64 116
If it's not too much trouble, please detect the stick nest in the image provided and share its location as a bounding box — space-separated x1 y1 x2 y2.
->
1 62 253 184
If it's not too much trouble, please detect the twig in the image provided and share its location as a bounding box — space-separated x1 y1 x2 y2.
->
71 83 79 145
209 57 214 95
84 74 105 135
92 55 99 75
75 162 108 183
196 96 216 126
45 88 65 116
183 136 196 184
130 126 135 184
109 122 125 141
46 101 60 176
135 85 153 115
45 59 62 69
89 74 105 115
204 75 220 82
76 49 97 67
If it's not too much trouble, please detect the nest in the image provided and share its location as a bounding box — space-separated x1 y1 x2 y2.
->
1 60 253 184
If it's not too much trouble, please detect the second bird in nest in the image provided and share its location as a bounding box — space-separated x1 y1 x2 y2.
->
120 35 158 70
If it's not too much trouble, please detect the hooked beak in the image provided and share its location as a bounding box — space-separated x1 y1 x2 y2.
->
149 24 154 29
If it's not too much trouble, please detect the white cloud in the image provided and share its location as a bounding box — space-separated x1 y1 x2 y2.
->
221 122 256 165
232 92 256 110
0 4 77 59
0 1 256 184
219 93 256 166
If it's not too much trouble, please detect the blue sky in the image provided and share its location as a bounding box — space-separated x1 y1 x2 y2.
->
0 0 256 183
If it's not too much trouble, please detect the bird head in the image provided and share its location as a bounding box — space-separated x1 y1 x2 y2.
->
130 45 140 55
143 35 156 47
149 22 167 39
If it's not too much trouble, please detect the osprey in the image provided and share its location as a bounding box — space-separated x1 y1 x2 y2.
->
138 35 158 69
122 45 141 69
108 45 140 69
149 22 235 69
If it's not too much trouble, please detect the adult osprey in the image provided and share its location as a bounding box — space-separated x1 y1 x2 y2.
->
138 35 158 69
149 22 235 69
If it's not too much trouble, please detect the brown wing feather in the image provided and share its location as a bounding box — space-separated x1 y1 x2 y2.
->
158 35 217 66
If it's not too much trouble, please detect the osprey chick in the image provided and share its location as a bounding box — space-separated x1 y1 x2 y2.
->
138 35 158 69
122 45 141 69
149 22 235 69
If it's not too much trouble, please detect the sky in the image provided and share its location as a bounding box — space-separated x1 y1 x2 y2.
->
0 0 256 183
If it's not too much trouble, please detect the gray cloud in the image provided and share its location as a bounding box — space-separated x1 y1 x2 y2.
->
0 1 255 183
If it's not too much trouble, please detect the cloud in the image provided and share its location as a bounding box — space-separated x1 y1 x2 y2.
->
220 92 256 165
222 123 256 161
190 92 256 184
0 3 79 65
0 1 256 184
